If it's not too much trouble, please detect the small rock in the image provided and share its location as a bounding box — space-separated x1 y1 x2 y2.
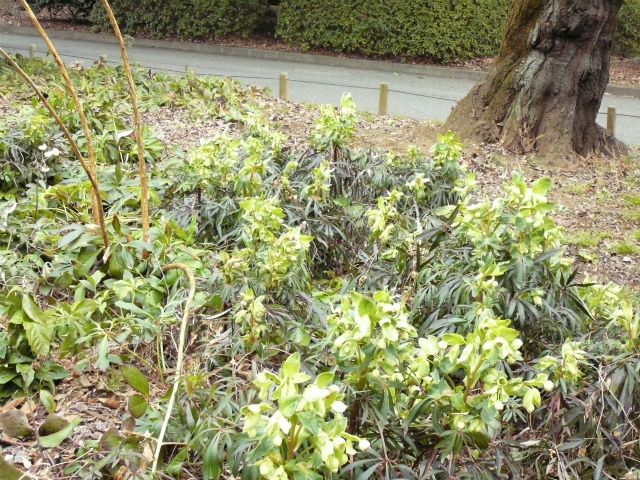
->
623 256 632 263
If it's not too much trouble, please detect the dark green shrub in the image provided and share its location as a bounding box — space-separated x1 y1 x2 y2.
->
616 0 640 57
277 0 640 62
28 0 96 18
276 0 509 62
89 0 270 39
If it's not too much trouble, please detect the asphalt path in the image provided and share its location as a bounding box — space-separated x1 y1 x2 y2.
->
2 30 639 145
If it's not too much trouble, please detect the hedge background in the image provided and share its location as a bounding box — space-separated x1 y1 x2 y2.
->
276 0 509 62
31 0 640 61
89 0 271 39
277 0 640 61
617 0 640 57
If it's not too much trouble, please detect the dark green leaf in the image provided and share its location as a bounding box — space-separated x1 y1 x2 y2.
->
122 365 149 397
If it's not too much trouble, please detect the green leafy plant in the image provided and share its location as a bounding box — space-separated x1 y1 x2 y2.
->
241 353 370 479
0 291 68 399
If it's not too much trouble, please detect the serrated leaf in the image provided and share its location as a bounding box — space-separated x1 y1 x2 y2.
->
122 365 149 397
297 411 320 436
39 417 81 448
128 394 148 418
279 394 302 417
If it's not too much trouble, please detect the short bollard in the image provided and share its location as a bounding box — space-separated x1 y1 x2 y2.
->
607 107 616 136
29 44 36 58
279 73 288 101
378 82 389 116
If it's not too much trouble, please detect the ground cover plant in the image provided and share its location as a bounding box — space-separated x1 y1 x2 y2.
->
1 6 640 480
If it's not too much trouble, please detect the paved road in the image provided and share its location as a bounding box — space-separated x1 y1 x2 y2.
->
2 30 640 145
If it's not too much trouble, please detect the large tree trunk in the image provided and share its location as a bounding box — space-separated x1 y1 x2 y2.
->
445 0 626 158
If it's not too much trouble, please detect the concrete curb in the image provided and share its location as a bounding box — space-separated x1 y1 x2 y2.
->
607 85 640 98
2 24 639 97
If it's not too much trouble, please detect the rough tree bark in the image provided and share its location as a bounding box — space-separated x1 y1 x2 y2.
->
445 0 627 158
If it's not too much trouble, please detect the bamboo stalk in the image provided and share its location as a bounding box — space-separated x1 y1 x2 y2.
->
0 48 110 248
99 0 150 242
18 0 103 228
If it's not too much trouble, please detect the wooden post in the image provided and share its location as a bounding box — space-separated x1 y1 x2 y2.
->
378 82 389 116
279 73 288 100
607 107 616 136
29 44 36 58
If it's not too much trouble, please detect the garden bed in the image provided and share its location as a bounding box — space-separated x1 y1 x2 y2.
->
1 53 639 480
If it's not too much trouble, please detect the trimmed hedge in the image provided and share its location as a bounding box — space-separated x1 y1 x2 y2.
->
617 0 640 57
90 0 270 39
28 0 95 18
31 0 640 61
276 0 509 62
277 0 640 62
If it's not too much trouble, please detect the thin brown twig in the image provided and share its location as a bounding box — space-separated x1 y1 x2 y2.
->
0 48 110 248
99 0 150 241
18 0 106 237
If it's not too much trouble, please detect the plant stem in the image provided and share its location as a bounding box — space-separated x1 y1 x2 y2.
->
348 372 367 435
151 263 196 474
99 0 150 242
287 421 299 461
0 48 110 248
463 360 482 402
18 0 104 231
